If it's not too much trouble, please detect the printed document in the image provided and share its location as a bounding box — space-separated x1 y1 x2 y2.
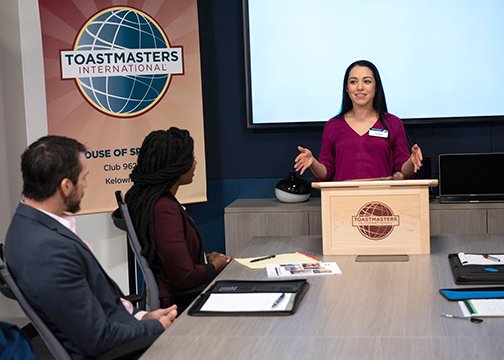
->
266 262 342 278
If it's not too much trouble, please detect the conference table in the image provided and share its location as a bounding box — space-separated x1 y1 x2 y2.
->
141 234 504 359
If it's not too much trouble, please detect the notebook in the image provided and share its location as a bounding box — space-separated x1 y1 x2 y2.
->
188 279 309 316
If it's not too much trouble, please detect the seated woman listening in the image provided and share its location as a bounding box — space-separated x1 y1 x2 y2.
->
125 128 231 311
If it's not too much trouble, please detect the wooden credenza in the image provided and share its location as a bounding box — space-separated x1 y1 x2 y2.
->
224 198 504 256
430 199 504 235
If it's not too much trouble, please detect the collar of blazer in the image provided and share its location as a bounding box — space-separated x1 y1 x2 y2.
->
15 202 126 298
16 202 83 245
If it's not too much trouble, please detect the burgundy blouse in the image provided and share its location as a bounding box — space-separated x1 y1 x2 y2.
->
316 113 411 181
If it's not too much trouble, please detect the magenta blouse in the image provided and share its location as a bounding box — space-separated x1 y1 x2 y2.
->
316 113 411 181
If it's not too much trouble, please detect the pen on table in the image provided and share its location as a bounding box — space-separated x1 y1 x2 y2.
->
483 254 500 262
250 255 276 263
272 293 285 308
485 268 498 272
441 314 483 324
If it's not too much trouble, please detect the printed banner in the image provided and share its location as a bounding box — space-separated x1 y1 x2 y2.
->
38 0 206 213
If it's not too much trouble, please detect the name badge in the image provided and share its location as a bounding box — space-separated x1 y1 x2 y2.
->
368 128 389 138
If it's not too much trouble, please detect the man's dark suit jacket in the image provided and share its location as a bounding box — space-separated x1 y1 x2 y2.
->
5 203 164 360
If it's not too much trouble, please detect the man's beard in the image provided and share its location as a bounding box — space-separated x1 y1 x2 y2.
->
64 189 82 214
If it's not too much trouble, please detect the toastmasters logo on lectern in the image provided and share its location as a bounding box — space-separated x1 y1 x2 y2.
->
351 202 400 240
60 7 183 117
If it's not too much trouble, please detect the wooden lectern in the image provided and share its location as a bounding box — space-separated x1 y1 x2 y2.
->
312 179 438 255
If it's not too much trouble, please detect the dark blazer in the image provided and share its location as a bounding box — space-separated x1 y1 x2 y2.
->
4 203 164 360
153 192 215 309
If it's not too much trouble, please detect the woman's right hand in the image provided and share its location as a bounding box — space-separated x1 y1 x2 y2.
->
208 252 231 273
210 255 229 273
294 146 315 175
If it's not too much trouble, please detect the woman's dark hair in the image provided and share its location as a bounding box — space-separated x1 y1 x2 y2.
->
338 60 388 117
21 135 87 201
337 60 391 148
125 127 194 275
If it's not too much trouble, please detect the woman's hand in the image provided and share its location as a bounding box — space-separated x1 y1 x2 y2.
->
401 144 423 179
210 256 228 273
294 146 315 175
410 144 423 173
207 252 232 274
207 252 231 263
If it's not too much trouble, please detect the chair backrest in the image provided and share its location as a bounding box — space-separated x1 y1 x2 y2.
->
0 265 72 360
0 245 15 300
114 191 160 311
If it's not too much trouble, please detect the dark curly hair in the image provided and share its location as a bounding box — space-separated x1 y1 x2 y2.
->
125 128 194 275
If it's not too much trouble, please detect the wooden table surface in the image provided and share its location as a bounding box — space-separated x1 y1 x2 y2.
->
141 234 504 360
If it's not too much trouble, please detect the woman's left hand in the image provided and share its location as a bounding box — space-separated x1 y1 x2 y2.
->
410 144 423 173
207 252 232 263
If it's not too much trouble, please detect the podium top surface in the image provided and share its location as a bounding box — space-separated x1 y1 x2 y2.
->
312 179 438 189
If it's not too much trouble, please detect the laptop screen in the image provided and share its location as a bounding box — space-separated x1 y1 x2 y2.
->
439 153 504 197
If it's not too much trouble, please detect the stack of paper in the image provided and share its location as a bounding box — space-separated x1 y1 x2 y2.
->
458 252 504 265
200 293 294 312
460 299 504 317
235 252 321 269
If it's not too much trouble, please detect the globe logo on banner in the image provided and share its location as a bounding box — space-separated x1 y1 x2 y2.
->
351 202 400 241
61 7 184 117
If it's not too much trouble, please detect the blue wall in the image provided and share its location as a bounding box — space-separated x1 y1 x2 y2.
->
189 0 504 254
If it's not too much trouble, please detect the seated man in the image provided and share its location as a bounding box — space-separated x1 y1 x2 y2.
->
5 136 177 360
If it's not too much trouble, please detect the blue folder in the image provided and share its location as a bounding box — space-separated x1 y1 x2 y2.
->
440 287 504 301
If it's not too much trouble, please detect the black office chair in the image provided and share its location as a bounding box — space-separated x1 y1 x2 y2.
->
0 263 159 360
0 264 72 360
112 191 161 311
0 245 14 301
112 190 208 313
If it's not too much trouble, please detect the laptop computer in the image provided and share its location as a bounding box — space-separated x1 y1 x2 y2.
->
439 153 504 203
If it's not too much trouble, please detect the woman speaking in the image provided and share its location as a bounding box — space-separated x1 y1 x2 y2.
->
295 60 422 181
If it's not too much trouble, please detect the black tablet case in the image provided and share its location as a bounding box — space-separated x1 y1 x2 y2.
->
188 279 309 316
448 253 504 285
